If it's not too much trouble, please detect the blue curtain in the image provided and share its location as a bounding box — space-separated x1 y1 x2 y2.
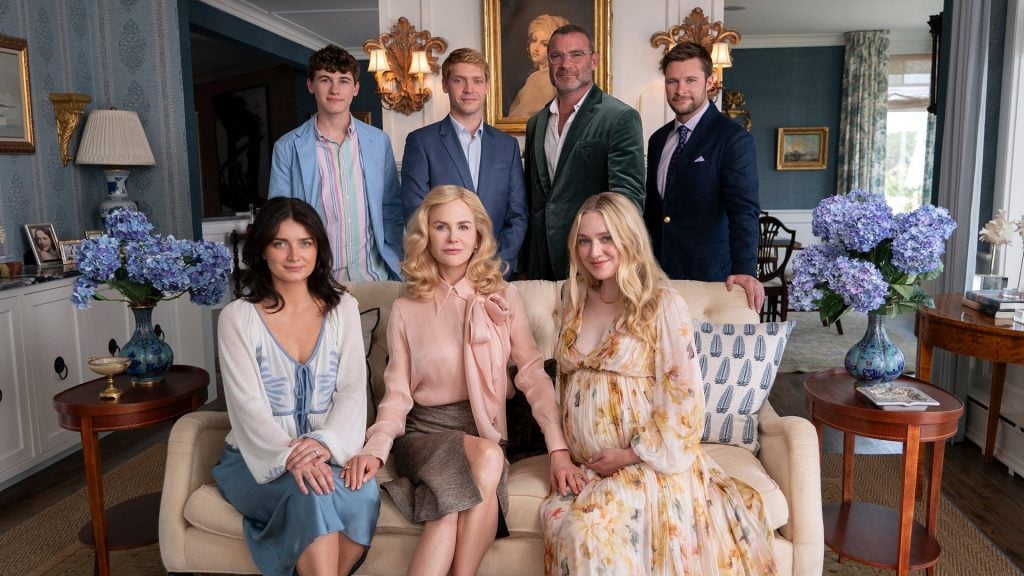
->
836 31 890 195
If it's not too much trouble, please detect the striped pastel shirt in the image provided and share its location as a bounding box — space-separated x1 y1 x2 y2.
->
314 118 388 282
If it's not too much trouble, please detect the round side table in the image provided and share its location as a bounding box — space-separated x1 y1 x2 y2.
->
53 365 209 576
804 369 962 576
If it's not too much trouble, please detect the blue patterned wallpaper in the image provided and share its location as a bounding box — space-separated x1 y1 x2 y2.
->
0 0 191 263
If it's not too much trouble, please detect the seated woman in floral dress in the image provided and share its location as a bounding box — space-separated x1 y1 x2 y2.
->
344 185 581 576
541 192 778 575
213 197 380 576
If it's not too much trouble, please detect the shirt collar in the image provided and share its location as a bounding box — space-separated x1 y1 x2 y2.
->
675 99 710 133
313 113 356 144
448 115 484 139
548 84 594 116
433 275 476 312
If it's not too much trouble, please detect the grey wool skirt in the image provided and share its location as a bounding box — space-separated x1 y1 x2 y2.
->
382 400 510 538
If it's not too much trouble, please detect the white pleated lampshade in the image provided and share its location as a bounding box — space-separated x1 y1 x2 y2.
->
76 109 155 166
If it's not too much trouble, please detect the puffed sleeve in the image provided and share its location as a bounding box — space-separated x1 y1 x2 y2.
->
629 289 704 473
506 285 569 453
360 300 414 463
218 301 295 483
304 294 368 465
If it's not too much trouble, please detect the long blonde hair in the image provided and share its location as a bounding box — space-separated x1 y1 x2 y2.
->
402 185 506 299
564 192 668 344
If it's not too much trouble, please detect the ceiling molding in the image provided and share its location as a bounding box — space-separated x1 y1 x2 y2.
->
736 30 931 54
198 0 338 52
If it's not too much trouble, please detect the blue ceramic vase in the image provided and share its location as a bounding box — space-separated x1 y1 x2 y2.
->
122 305 173 384
844 313 905 387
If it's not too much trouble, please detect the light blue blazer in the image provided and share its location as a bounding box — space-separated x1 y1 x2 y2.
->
268 116 403 280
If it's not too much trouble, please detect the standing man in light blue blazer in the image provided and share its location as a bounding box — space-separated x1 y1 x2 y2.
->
401 48 527 277
269 45 403 281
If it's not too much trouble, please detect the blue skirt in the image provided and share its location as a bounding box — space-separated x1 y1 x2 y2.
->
212 446 380 576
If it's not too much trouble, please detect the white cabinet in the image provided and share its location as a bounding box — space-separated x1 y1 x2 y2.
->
0 277 214 490
0 295 32 476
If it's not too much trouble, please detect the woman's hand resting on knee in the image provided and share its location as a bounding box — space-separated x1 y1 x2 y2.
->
549 449 586 496
342 454 383 491
290 460 336 496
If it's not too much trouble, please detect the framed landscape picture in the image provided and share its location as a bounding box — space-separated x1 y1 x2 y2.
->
0 35 35 154
483 0 611 134
776 127 828 170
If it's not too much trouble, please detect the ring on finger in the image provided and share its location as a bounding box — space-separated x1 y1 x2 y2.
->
314 449 320 457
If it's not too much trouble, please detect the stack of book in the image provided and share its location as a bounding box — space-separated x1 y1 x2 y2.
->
962 290 1024 325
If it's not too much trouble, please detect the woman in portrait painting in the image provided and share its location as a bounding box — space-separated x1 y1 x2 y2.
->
508 14 569 118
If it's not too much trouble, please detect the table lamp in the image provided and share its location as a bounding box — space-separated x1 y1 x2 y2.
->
75 108 155 216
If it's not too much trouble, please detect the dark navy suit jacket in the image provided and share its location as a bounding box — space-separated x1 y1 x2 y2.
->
643 104 760 281
401 117 527 273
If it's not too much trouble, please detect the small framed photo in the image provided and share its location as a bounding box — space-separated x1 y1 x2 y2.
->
776 127 828 170
59 239 82 265
84 229 103 239
24 223 61 265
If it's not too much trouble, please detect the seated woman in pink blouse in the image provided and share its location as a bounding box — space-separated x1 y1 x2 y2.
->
344 185 582 575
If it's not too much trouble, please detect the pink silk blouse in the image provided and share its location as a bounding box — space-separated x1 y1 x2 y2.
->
360 278 568 463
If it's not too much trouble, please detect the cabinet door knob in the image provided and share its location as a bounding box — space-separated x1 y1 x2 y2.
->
108 338 120 355
154 324 165 341
53 356 68 380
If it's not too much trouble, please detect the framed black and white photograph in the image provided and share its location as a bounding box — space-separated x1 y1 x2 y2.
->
24 223 60 265
776 127 828 170
213 85 269 213
0 35 35 154
483 0 611 134
59 239 82 265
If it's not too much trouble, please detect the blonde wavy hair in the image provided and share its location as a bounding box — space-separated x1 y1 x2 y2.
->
402 185 506 300
564 192 669 345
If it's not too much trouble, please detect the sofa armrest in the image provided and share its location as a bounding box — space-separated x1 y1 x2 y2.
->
159 411 232 572
757 401 823 576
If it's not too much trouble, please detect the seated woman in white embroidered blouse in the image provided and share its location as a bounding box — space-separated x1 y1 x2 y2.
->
541 193 778 575
344 185 582 575
213 197 380 576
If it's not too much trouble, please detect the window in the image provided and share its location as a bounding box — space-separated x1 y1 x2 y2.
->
885 54 935 212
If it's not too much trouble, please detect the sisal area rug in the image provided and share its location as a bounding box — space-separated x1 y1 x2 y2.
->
2 441 1021 575
780 311 918 374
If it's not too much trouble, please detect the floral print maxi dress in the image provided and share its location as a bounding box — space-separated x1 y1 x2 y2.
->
540 289 778 576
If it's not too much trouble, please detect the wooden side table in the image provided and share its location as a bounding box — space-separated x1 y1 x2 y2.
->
53 365 208 576
915 293 1024 461
804 369 962 576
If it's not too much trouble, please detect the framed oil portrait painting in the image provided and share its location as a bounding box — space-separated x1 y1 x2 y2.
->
24 223 60 265
483 0 611 134
0 35 35 154
776 127 828 170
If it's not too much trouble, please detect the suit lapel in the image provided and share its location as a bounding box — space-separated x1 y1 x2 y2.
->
532 111 553 193
439 120 476 191
678 104 719 166
554 87 601 180
476 126 498 197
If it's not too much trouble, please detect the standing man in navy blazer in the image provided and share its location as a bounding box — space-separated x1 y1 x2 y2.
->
644 42 763 311
269 45 403 281
402 48 527 276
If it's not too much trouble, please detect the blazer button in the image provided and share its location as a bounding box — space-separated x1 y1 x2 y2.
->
663 216 671 224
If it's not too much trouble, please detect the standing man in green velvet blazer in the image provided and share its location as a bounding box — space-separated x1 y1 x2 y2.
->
522 24 645 280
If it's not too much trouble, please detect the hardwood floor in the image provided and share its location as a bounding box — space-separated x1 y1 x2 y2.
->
1 378 1022 573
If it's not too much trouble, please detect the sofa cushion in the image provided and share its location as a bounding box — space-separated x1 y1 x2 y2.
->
702 443 788 531
184 484 244 539
693 320 794 452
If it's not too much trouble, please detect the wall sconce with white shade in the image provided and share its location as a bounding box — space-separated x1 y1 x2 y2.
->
48 92 91 166
363 17 448 115
75 108 155 216
650 8 741 97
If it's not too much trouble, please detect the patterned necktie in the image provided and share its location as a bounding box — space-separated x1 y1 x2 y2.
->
671 125 690 166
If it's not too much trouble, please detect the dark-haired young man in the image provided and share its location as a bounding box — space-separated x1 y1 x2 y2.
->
270 44 403 281
644 41 763 311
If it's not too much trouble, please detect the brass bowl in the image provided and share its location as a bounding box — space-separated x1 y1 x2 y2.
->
88 356 131 401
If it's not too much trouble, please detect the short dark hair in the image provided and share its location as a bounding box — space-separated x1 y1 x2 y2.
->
549 24 595 53
240 197 345 313
442 47 489 83
659 41 712 77
307 44 360 82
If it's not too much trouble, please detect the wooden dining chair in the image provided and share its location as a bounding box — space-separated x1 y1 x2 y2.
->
757 215 796 323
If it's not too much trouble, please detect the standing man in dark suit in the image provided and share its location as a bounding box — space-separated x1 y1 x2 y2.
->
523 24 645 280
402 48 527 277
644 42 763 311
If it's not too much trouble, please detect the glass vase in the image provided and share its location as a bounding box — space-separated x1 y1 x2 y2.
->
844 312 905 387
122 305 173 384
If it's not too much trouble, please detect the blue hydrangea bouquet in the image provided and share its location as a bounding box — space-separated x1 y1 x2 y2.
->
790 190 957 323
71 208 232 309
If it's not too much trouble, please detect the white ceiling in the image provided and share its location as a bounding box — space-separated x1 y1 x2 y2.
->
200 0 943 55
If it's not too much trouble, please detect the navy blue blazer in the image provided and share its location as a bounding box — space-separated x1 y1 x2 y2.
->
643 104 760 281
401 117 528 273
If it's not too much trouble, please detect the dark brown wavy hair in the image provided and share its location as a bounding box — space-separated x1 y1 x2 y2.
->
239 197 345 313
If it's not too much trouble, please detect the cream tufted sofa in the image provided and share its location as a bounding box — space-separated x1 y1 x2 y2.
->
159 280 823 575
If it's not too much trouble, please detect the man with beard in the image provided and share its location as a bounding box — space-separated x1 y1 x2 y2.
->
522 24 644 281
644 41 763 311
